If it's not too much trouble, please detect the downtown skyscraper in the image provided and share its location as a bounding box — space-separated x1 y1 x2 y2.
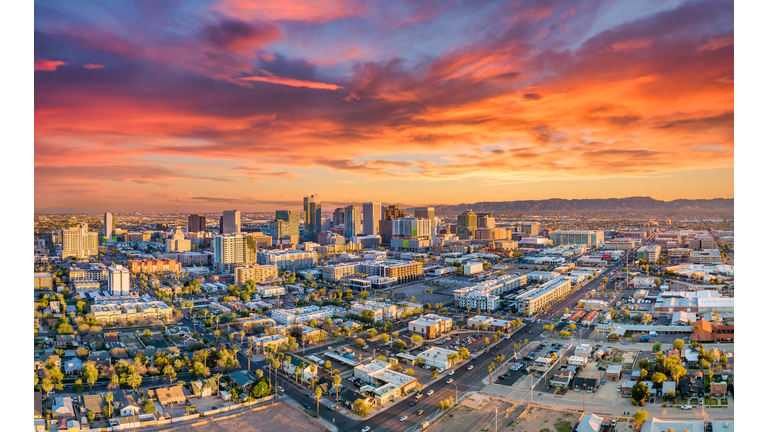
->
103 212 115 240
303 195 322 242
345 205 362 238
362 202 381 236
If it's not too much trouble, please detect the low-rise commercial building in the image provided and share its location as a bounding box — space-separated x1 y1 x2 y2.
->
350 301 397 322
636 246 662 263
416 347 460 369
253 334 288 354
257 250 318 270
90 301 173 322
690 249 722 264
128 258 182 274
452 274 528 311
270 305 345 325
550 230 604 247
357 260 423 284
408 314 452 339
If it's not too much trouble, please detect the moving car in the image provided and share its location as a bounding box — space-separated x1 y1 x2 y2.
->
278 387 284 392
400 416 408 421
361 427 371 432
467 365 474 370
410 400 418 406
446 379 453 384
427 390 434 396
415 393 423 399
448 371 455 375
417 410 425 416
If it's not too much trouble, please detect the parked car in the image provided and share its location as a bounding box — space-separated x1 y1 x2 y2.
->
361 426 371 432
601 380 606 385
448 371 455 375
681 405 692 410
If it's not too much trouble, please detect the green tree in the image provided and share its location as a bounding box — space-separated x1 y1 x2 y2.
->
127 372 142 392
652 372 667 386
352 398 372 416
315 386 323 418
652 342 662 353
632 382 650 406
105 392 114 419
633 409 648 427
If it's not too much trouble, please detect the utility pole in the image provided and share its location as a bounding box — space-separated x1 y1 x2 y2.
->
495 406 498 432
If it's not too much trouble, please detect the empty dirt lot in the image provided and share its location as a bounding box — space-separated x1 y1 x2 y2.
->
159 401 327 432
505 405 577 432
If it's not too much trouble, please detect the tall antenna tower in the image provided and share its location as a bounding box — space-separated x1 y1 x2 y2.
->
176 197 179 228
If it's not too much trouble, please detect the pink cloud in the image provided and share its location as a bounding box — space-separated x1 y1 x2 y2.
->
83 64 104 69
35 59 67 71
240 75 342 90
697 35 733 52
608 38 653 53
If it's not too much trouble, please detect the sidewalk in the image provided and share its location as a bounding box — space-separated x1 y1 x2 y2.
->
281 395 339 432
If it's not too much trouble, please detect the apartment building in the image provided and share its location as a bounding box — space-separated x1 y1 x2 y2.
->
108 265 131 296
362 202 382 236
516 277 572 316
69 263 109 283
549 230 605 247
345 205 362 238
253 334 288 354
356 260 423 284
475 228 509 240
270 305 345 325
213 233 258 272
409 314 453 339
255 285 286 297
350 301 397 322
128 259 182 274
602 238 639 250
414 207 435 229
61 224 99 259
34 273 54 290
234 264 280 285
636 245 662 263
390 218 431 252
321 263 358 282
257 250 318 270
453 274 529 311
667 248 692 258
222 210 241 234
691 249 722 265
90 301 172 322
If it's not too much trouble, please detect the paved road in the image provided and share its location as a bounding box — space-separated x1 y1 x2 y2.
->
342 326 546 432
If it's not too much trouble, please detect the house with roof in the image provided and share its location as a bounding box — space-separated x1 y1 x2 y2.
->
640 417 704 432
229 371 255 390
605 364 623 380
711 382 727 397
684 349 700 366
56 335 78 348
711 420 734 432
339 388 375 408
549 370 574 388
662 381 676 397
191 378 219 398
38 353 62 370
103 332 120 344
34 392 44 419
679 376 704 398
52 396 76 418
113 390 141 417
572 377 598 392
690 319 734 342
64 358 83 376
576 413 604 432
151 385 186 406
620 380 635 398
80 394 106 418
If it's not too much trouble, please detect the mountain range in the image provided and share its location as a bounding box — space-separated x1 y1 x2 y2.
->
429 197 734 213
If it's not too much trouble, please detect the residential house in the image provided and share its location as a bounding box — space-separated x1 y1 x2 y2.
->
679 376 704 398
710 382 727 397
152 385 186 406
605 365 623 380
80 394 106 418
34 393 43 419
640 418 704 432
191 378 219 398
64 358 83 376
576 413 604 432
51 396 76 418
38 353 62 369
549 370 574 388
113 391 141 417
662 381 677 397
56 335 78 348
620 380 635 398
229 371 255 390
684 349 700 366
572 377 598 391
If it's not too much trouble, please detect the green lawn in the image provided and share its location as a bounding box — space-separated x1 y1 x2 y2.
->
721 398 728 405
706 398 717 405
554 419 572 432
677 399 687 405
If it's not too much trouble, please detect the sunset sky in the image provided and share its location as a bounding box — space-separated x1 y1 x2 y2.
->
34 0 734 213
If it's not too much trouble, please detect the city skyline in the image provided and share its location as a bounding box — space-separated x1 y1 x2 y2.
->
35 0 733 212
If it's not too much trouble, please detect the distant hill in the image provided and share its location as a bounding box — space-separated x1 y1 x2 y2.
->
34 207 90 214
431 197 734 213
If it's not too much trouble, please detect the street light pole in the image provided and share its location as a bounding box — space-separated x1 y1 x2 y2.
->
495 406 498 432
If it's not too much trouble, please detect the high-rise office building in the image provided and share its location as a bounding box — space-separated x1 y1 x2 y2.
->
188 214 206 233
345 205 362 238
333 208 345 227
166 226 191 253
362 202 382 236
414 207 435 229
103 212 116 240
477 213 495 229
62 223 99 259
303 195 321 242
383 205 404 220
457 210 478 240
275 210 300 237
107 265 131 296
522 222 540 237
222 210 241 234
213 233 259 272
391 218 432 252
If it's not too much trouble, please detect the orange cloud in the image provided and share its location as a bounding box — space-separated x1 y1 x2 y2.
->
34 59 66 71
240 75 343 90
697 35 733 52
83 64 104 69
608 38 653 53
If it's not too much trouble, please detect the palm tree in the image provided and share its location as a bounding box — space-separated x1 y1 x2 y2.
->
298 362 306 386
245 349 253 372
105 392 114 420
127 372 142 393
333 375 342 408
215 316 220 331
310 365 317 390
201 349 210 368
315 386 323 418
240 330 246 346
163 365 175 385
213 374 223 395
302 335 307 354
